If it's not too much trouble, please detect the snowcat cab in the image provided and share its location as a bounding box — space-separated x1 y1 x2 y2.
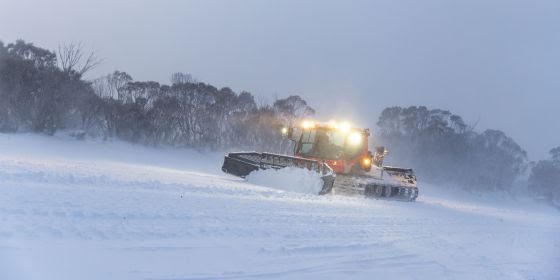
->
285 121 373 174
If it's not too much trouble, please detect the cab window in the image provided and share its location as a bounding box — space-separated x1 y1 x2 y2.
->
298 130 316 154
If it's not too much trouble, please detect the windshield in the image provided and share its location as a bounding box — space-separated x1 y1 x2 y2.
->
296 128 364 159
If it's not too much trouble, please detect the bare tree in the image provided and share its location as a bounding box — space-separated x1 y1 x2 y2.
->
57 42 102 76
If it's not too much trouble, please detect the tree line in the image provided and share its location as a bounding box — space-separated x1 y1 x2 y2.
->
0 39 557 203
375 106 529 189
376 106 559 205
0 40 313 152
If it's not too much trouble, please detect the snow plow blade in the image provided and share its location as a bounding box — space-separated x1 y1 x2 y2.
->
333 167 418 201
222 152 335 195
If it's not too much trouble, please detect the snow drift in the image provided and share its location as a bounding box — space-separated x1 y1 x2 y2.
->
246 167 324 194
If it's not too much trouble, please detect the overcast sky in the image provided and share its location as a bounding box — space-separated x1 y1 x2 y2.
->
1 0 558 160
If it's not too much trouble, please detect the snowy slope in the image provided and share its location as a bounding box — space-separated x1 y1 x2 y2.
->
0 134 558 280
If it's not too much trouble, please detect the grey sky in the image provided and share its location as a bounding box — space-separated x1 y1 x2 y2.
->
1 0 559 160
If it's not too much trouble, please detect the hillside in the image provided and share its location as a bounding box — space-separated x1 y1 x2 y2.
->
0 134 558 280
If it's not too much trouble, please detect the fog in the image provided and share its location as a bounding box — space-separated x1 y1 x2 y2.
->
1 0 558 159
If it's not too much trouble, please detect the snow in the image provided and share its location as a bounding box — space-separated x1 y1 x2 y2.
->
246 167 324 195
0 133 559 280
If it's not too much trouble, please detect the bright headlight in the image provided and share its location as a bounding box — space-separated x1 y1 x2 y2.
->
281 127 288 135
348 132 362 146
301 120 315 129
339 122 351 133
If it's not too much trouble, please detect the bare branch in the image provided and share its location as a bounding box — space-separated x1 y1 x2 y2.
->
79 51 102 75
57 42 102 76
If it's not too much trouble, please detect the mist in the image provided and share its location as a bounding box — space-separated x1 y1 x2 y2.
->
1 0 558 160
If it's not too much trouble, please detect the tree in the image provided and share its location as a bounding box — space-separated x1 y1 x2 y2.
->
171 72 197 85
273 95 315 124
469 130 528 188
529 146 560 205
550 146 560 165
0 40 103 135
375 106 527 189
5 39 57 68
105 71 133 100
57 42 101 76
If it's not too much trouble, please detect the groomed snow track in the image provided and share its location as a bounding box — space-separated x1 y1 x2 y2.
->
0 134 559 280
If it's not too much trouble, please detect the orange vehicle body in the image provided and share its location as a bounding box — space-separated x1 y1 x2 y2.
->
289 123 375 175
